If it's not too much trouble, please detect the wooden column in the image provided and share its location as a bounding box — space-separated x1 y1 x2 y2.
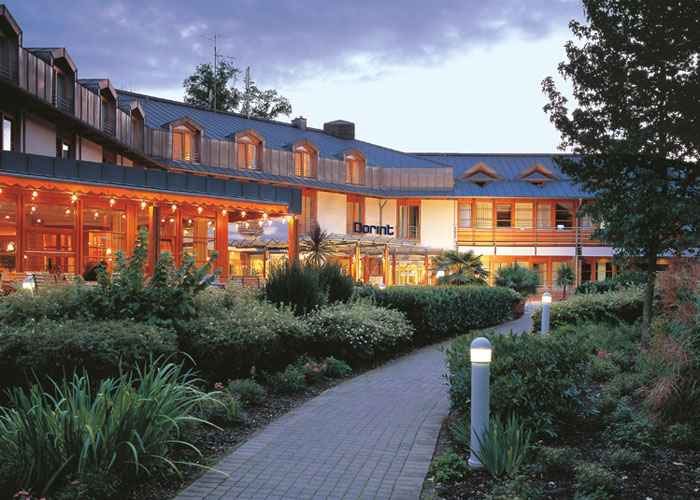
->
215 210 229 279
354 245 361 282
149 205 159 274
424 255 430 285
263 248 270 278
383 246 389 286
288 216 299 264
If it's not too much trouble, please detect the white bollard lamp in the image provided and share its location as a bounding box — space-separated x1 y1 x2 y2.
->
541 292 552 336
468 337 492 468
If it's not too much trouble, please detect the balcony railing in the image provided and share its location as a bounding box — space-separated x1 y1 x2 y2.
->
172 151 200 163
54 94 74 114
457 226 597 246
397 224 420 240
101 120 114 137
0 63 17 84
238 160 261 171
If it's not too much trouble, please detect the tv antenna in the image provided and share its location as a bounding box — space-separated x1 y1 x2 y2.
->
207 32 235 112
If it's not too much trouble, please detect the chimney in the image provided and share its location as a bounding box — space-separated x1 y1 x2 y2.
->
292 116 307 130
323 120 355 140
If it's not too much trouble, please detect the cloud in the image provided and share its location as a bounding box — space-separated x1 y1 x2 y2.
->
9 0 581 94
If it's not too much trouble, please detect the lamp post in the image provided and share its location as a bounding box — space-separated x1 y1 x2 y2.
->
541 292 552 336
468 337 492 469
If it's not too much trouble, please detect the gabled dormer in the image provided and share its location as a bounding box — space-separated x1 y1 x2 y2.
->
79 79 118 136
342 147 367 185
29 47 77 113
0 5 22 85
129 101 145 151
166 117 203 163
457 161 502 187
291 138 319 178
515 161 560 187
230 128 265 170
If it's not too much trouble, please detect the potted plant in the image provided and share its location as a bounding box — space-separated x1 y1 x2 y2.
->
494 263 540 318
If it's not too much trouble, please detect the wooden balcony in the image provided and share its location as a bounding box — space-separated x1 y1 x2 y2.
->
457 226 598 246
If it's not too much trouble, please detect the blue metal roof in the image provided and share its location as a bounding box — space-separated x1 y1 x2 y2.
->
117 91 450 170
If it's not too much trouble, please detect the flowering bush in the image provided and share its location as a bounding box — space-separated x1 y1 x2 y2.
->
225 378 268 407
304 300 414 364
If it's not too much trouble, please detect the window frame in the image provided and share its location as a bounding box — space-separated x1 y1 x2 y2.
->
294 144 317 178
172 123 199 162
345 154 365 185
459 202 472 228
237 134 261 170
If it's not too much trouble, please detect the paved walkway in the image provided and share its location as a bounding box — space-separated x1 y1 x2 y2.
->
176 309 534 500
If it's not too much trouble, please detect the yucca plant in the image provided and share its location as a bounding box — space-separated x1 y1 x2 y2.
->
0 359 213 496
472 414 532 478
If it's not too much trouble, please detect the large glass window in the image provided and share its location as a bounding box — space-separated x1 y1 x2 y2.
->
532 262 548 287
237 135 260 170
24 201 75 273
395 260 425 285
173 124 198 162
346 197 364 234
82 205 126 266
515 203 533 228
301 192 316 234
345 155 364 185
295 145 315 178
2 116 14 151
398 205 419 239
0 196 17 272
496 204 511 228
555 203 574 229
459 203 472 228
183 215 215 267
475 202 492 229
536 204 551 228
160 210 178 256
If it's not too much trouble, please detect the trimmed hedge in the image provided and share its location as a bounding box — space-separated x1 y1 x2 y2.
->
575 271 647 295
532 286 644 332
305 300 414 364
0 319 177 389
0 287 95 326
365 286 519 343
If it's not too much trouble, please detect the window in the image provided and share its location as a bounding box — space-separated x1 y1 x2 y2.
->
0 196 17 271
131 115 142 150
345 155 364 185
237 135 260 170
597 262 613 281
555 203 574 229
56 137 73 159
459 203 472 228
82 205 126 266
475 202 492 229
347 195 364 234
1 114 14 151
300 192 316 233
295 145 316 178
24 200 76 273
173 124 198 162
536 204 551 228
515 203 533 229
183 215 215 268
398 204 419 239
532 262 547 287
496 204 511 228
581 263 592 282
101 98 113 135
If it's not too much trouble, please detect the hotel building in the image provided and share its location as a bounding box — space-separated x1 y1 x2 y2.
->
0 5 620 293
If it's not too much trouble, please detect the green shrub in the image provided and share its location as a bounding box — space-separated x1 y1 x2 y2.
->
52 467 122 500
575 463 615 493
0 286 94 326
0 359 211 496
551 322 641 361
444 331 587 437
294 355 351 383
606 446 641 469
428 453 469 483
589 356 620 383
263 260 324 316
263 365 307 395
593 390 619 416
532 286 644 332
320 356 352 378
604 418 654 450
182 291 306 380
494 263 540 299
486 476 543 500
663 423 697 448
537 446 580 475
0 319 177 389
198 391 242 426
305 300 413 364
607 372 643 398
472 414 532 479
605 398 635 424
317 261 354 304
369 285 518 343
575 271 647 295
225 378 267 408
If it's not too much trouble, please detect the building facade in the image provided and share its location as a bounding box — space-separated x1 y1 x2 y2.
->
0 5 622 292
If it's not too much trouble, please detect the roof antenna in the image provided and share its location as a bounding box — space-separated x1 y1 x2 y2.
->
244 66 251 118
207 32 235 113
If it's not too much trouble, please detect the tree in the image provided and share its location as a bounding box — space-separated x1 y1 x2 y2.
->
300 225 334 267
431 250 489 286
183 60 292 119
494 263 539 299
542 0 700 347
555 263 576 299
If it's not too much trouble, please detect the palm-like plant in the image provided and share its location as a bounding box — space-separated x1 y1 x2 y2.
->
300 225 334 267
431 250 489 286
494 263 540 299
556 262 576 299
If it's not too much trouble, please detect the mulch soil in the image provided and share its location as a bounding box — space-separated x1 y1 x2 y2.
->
422 411 700 500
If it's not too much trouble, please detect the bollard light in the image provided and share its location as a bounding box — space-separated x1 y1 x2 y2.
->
22 275 35 291
541 292 552 336
468 337 492 469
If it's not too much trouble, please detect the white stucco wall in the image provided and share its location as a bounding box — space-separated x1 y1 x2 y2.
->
80 138 102 162
24 112 56 157
382 199 397 228
316 191 346 235
421 200 455 250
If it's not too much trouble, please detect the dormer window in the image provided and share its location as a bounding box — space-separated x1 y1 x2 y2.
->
237 135 261 170
173 123 199 162
458 161 502 187
345 151 366 185
517 162 559 187
294 143 317 178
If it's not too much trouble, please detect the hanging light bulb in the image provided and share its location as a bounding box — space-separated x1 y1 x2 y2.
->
258 220 263 227
171 204 177 212
94 211 99 218
31 206 36 212
32 191 38 198
106 248 112 255
109 198 115 206
141 201 147 209
65 209 71 215
36 218 42 223
222 209 227 215
197 206 203 214
263 213 268 219
244 222 249 228
0 188 3 194
169 218 175 223
241 210 246 217
71 194 78 202
6 242 13 252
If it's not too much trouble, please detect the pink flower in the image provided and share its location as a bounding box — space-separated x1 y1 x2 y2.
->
71 480 80 485
214 382 224 390
597 350 610 358
14 493 30 499
313 367 319 372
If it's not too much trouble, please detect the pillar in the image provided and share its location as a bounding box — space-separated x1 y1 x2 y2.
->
288 216 299 264
215 210 229 279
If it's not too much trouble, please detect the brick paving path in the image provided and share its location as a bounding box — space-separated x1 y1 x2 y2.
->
175 310 534 500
